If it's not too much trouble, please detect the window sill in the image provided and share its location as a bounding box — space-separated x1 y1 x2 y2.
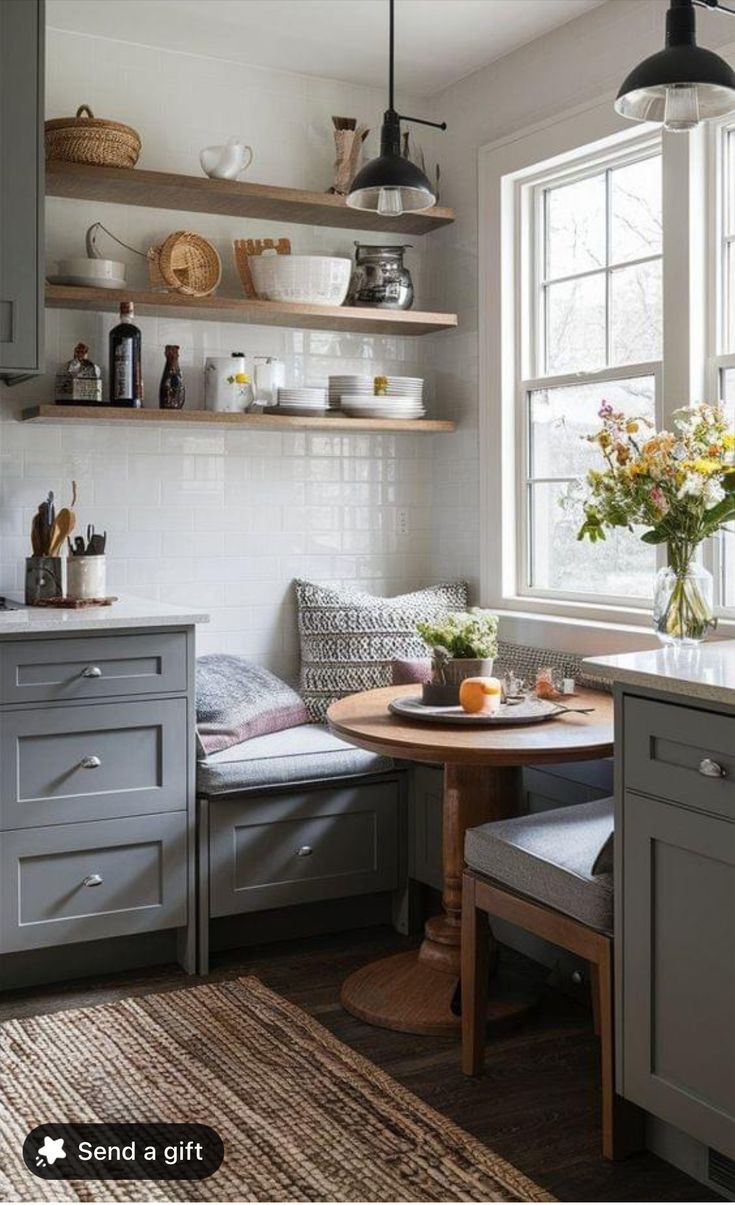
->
489 602 735 657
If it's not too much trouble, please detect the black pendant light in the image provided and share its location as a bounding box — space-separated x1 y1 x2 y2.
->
347 0 446 215
616 0 735 131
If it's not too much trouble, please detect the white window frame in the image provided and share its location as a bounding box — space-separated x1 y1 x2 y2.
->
479 94 708 633
518 137 663 610
707 115 735 615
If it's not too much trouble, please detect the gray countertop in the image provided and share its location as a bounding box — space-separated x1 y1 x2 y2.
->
0 595 209 636
583 640 735 707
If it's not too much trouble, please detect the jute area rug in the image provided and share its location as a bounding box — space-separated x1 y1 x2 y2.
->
0 976 553 1203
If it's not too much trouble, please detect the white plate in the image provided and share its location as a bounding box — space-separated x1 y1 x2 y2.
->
388 695 567 726
263 404 329 417
343 408 425 420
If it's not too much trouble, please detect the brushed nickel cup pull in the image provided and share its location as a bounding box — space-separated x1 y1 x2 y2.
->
82 665 102 678
296 845 313 857
699 757 726 778
80 755 101 770
83 874 103 887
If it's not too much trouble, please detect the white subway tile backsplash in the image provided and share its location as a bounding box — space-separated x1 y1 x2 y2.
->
0 27 462 679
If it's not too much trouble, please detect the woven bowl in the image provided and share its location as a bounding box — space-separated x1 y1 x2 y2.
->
45 105 141 167
247 255 351 306
148 231 222 297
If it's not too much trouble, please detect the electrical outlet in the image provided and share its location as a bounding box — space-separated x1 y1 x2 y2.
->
396 508 409 536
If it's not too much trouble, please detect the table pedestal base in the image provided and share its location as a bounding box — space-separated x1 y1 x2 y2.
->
341 949 535 1037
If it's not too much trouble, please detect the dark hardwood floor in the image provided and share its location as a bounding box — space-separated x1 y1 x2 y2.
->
0 927 719 1203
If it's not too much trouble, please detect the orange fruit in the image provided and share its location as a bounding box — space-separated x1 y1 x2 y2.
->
459 676 502 715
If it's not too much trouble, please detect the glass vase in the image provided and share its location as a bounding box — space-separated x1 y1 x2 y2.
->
653 550 715 646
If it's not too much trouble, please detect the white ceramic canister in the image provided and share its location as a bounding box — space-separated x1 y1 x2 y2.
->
67 555 106 601
204 353 254 412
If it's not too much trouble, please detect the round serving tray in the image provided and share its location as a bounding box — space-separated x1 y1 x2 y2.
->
388 695 565 726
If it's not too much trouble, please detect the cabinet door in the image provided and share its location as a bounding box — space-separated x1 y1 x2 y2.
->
622 790 735 1158
0 0 44 377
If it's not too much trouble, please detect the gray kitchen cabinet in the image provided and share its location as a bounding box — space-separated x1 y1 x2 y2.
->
0 620 198 984
619 692 735 1161
0 0 44 380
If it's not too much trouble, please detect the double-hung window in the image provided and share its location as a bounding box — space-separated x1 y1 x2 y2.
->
712 122 735 610
519 139 663 607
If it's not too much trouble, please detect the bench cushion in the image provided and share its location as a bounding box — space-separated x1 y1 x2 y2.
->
198 724 392 796
465 796 614 933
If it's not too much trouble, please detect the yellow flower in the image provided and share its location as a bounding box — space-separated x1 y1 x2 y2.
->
723 433 735 451
692 458 722 476
625 420 639 434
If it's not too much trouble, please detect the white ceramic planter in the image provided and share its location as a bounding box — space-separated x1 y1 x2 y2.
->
66 555 106 600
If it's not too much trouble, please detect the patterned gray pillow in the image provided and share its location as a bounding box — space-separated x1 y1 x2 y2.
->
295 579 469 722
196 655 309 755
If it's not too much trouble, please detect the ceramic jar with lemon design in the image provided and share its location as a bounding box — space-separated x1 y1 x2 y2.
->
205 354 254 412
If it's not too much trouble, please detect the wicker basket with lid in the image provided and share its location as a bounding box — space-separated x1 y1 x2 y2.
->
45 105 141 167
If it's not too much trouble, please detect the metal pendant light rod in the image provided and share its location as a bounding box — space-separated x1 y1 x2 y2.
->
697 0 735 11
385 0 447 133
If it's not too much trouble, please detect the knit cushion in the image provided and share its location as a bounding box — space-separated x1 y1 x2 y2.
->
294 579 468 722
465 796 614 933
196 655 309 755
197 724 391 796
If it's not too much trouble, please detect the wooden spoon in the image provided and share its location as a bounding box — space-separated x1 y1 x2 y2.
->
48 508 76 556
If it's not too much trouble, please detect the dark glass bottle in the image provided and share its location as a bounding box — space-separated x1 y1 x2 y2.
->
109 300 142 408
159 344 185 410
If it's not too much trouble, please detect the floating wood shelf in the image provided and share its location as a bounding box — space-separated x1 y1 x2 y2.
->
20 405 456 434
45 285 457 336
46 162 454 235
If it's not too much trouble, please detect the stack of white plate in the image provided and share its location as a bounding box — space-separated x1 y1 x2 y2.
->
265 387 328 417
341 394 426 420
382 376 424 399
327 374 373 411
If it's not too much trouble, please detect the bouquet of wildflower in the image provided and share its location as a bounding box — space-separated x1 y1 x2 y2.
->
576 401 735 640
417 609 499 660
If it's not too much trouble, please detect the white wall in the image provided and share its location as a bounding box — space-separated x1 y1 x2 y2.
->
0 27 447 676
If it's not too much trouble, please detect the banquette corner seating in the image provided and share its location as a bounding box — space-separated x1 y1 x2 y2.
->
461 797 643 1160
196 724 407 972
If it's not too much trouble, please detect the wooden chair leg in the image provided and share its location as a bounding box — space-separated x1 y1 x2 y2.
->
596 939 645 1160
590 961 601 1035
461 873 489 1075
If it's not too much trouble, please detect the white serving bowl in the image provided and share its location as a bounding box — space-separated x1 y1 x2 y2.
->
51 257 127 290
249 255 351 306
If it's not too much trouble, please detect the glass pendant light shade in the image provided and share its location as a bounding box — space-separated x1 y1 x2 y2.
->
615 0 735 131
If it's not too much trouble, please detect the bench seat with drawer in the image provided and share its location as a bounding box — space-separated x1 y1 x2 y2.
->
196 724 406 972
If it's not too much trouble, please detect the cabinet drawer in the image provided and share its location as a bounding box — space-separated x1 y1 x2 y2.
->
209 782 399 916
624 695 735 819
0 812 187 953
0 699 188 829
0 632 187 704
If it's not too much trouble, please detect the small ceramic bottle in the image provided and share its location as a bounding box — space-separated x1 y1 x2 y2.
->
159 344 185 409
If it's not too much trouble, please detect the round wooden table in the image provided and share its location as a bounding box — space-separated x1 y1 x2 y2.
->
328 683 614 1036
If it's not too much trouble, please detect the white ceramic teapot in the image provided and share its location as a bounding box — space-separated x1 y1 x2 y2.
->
200 138 254 181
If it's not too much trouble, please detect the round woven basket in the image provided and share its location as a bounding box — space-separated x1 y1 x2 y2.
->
148 231 222 297
45 105 141 167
